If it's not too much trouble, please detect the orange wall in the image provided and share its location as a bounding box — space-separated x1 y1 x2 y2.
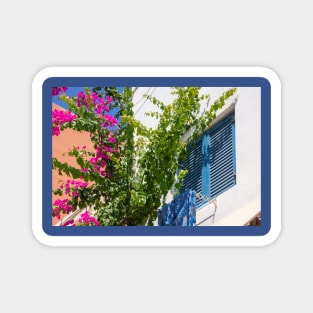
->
52 103 93 225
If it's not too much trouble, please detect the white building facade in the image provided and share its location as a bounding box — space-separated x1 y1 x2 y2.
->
132 87 261 226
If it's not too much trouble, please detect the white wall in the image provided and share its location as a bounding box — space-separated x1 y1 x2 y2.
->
132 87 261 225
204 87 261 225
132 87 175 129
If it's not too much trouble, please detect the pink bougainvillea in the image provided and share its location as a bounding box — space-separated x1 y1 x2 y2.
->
108 135 117 143
101 114 118 127
59 179 89 198
76 91 111 113
52 109 77 136
88 139 117 177
62 211 100 226
52 88 120 226
52 199 74 219
52 87 68 96
76 92 117 126
77 211 100 226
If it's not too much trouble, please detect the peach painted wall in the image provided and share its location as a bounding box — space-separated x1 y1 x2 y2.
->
52 103 93 225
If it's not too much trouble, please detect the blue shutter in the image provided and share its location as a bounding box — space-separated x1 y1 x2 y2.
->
201 133 210 202
182 113 236 208
182 139 204 208
208 114 236 198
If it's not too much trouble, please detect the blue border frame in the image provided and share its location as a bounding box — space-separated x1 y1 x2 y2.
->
43 77 271 236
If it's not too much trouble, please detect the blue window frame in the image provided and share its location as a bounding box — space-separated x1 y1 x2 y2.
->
182 113 236 208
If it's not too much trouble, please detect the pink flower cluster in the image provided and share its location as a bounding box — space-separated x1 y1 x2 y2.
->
62 211 100 226
52 109 77 136
77 92 111 113
52 87 68 96
77 211 100 226
59 179 89 198
52 199 74 219
89 139 118 177
108 135 116 143
101 114 118 128
76 92 117 127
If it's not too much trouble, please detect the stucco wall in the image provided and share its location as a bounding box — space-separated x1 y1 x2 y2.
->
132 87 261 225
201 87 261 225
52 103 93 225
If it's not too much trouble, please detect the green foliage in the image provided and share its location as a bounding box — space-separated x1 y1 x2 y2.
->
53 86 237 226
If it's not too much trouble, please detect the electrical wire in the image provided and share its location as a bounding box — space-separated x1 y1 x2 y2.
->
134 87 157 116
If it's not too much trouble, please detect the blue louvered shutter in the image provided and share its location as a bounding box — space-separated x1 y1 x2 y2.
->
208 114 236 198
201 132 210 202
182 138 204 208
182 113 236 208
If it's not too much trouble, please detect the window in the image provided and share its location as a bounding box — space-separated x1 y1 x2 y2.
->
182 113 236 208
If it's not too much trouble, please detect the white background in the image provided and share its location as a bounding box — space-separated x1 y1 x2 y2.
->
0 1 309 312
